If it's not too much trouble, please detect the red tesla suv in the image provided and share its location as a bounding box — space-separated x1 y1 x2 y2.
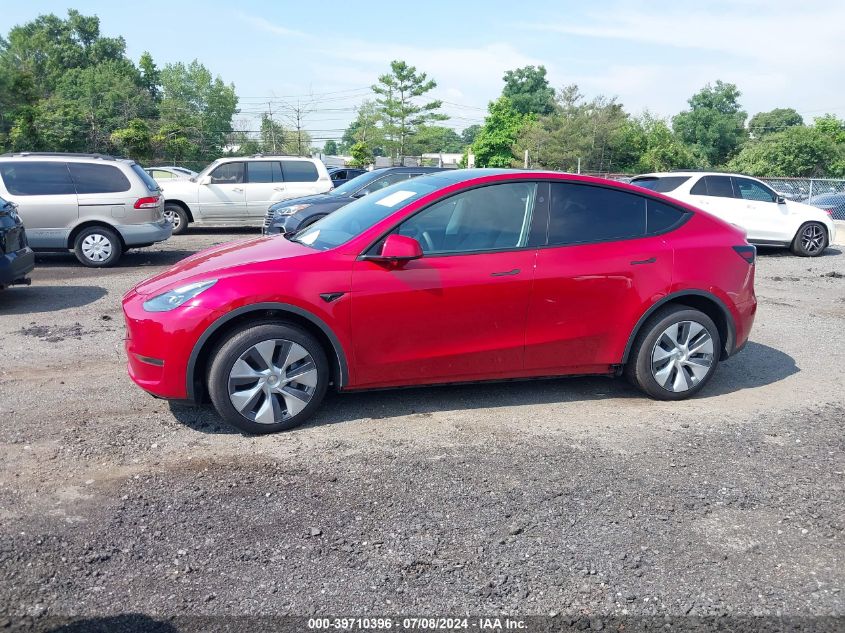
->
123 170 757 434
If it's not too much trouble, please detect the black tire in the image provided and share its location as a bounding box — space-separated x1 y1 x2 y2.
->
73 225 123 267
164 203 189 235
790 221 828 257
207 322 329 434
624 305 721 401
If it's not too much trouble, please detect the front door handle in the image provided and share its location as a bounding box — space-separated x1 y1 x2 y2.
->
630 257 656 265
491 268 520 276
273 187 285 192
232 187 243 192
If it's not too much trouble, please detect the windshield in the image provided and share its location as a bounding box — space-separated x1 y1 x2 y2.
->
329 170 384 196
292 179 440 251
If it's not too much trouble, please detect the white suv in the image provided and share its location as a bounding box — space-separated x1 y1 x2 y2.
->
160 156 332 234
631 172 836 256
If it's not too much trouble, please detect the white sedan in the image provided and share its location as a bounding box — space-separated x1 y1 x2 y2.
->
631 172 837 256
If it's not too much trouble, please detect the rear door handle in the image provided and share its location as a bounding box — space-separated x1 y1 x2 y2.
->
630 257 656 265
491 268 520 276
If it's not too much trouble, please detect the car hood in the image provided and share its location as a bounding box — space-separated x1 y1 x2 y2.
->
787 200 836 223
132 235 315 296
269 192 352 211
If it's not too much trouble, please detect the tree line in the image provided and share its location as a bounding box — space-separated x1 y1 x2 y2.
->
2 10 844 178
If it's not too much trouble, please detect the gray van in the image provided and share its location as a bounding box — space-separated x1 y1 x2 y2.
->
0 153 172 267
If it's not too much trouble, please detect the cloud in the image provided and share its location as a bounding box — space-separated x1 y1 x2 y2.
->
235 12 306 38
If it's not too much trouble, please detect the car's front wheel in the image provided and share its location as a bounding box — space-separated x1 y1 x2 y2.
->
73 226 123 267
791 222 828 257
625 305 721 400
207 322 329 434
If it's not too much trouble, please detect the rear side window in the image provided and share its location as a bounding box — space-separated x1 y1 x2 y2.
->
631 176 690 192
133 164 161 192
0 161 75 196
68 163 131 194
247 161 275 184
691 175 734 198
282 160 319 182
547 183 645 245
646 200 687 234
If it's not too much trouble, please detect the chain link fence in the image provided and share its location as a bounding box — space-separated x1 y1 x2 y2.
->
759 178 845 220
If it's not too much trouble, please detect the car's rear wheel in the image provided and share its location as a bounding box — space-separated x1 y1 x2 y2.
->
207 322 329 434
164 203 189 235
625 305 721 400
73 226 123 267
790 222 828 257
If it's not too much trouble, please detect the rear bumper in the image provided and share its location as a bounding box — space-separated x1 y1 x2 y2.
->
0 246 35 287
117 219 172 247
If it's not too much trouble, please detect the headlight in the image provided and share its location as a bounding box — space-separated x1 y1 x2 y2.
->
273 203 311 217
142 280 217 312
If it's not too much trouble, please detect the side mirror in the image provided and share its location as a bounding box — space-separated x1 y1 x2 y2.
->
352 189 369 199
371 234 423 262
199 175 212 185
776 195 786 204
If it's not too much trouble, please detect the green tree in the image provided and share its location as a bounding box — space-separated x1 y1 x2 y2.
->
323 140 338 155
633 113 701 172
406 125 463 155
111 117 152 159
749 108 803 137
258 113 285 153
157 60 238 161
471 96 526 168
340 100 384 155
672 81 747 166
372 60 446 162
138 51 161 103
348 141 373 168
728 125 841 177
502 65 555 115
461 124 481 146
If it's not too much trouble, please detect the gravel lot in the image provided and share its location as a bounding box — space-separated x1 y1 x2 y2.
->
0 229 843 630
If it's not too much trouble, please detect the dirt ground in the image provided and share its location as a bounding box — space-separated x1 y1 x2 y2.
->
0 229 843 630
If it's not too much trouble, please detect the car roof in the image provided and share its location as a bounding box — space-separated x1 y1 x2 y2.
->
0 152 134 164
634 171 763 179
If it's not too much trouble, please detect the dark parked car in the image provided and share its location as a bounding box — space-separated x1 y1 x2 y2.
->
807 192 845 221
0 196 34 290
327 167 367 187
263 166 447 234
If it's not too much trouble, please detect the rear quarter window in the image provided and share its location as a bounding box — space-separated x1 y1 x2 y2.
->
133 164 162 192
282 160 319 182
631 176 690 193
646 200 688 234
68 163 131 194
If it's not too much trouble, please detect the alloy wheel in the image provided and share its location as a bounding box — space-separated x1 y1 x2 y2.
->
227 339 318 424
81 233 113 263
164 208 182 231
650 320 714 392
801 224 825 254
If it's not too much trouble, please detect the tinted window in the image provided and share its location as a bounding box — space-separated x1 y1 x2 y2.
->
68 163 132 194
0 161 75 196
397 182 537 254
133 164 161 192
733 177 776 202
293 179 439 251
210 162 244 184
247 161 274 184
647 200 686 234
330 170 382 196
691 175 734 198
548 183 645 245
282 160 319 182
331 170 346 179
631 176 690 192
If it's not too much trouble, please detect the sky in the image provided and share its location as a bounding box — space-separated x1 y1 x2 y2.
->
4 0 845 143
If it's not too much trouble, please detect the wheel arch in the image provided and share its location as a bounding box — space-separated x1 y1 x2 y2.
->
67 221 126 250
164 199 194 222
621 290 737 364
186 302 349 402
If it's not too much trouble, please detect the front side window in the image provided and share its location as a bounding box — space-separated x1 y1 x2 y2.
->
0 161 76 196
281 160 319 182
210 162 244 184
547 183 645 245
733 177 776 202
396 182 537 254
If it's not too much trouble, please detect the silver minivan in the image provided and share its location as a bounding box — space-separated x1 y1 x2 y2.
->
0 153 172 267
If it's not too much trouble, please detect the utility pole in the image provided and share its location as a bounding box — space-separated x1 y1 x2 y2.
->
524 149 529 169
267 102 277 153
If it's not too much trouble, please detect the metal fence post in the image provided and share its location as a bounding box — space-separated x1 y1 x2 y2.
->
808 179 814 200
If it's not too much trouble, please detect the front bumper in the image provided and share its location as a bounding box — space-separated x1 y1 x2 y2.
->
262 214 302 235
0 246 35 287
117 219 173 247
123 288 220 400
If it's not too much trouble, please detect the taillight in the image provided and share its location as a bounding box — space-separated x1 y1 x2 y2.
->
134 196 161 209
733 245 756 264
821 208 834 217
